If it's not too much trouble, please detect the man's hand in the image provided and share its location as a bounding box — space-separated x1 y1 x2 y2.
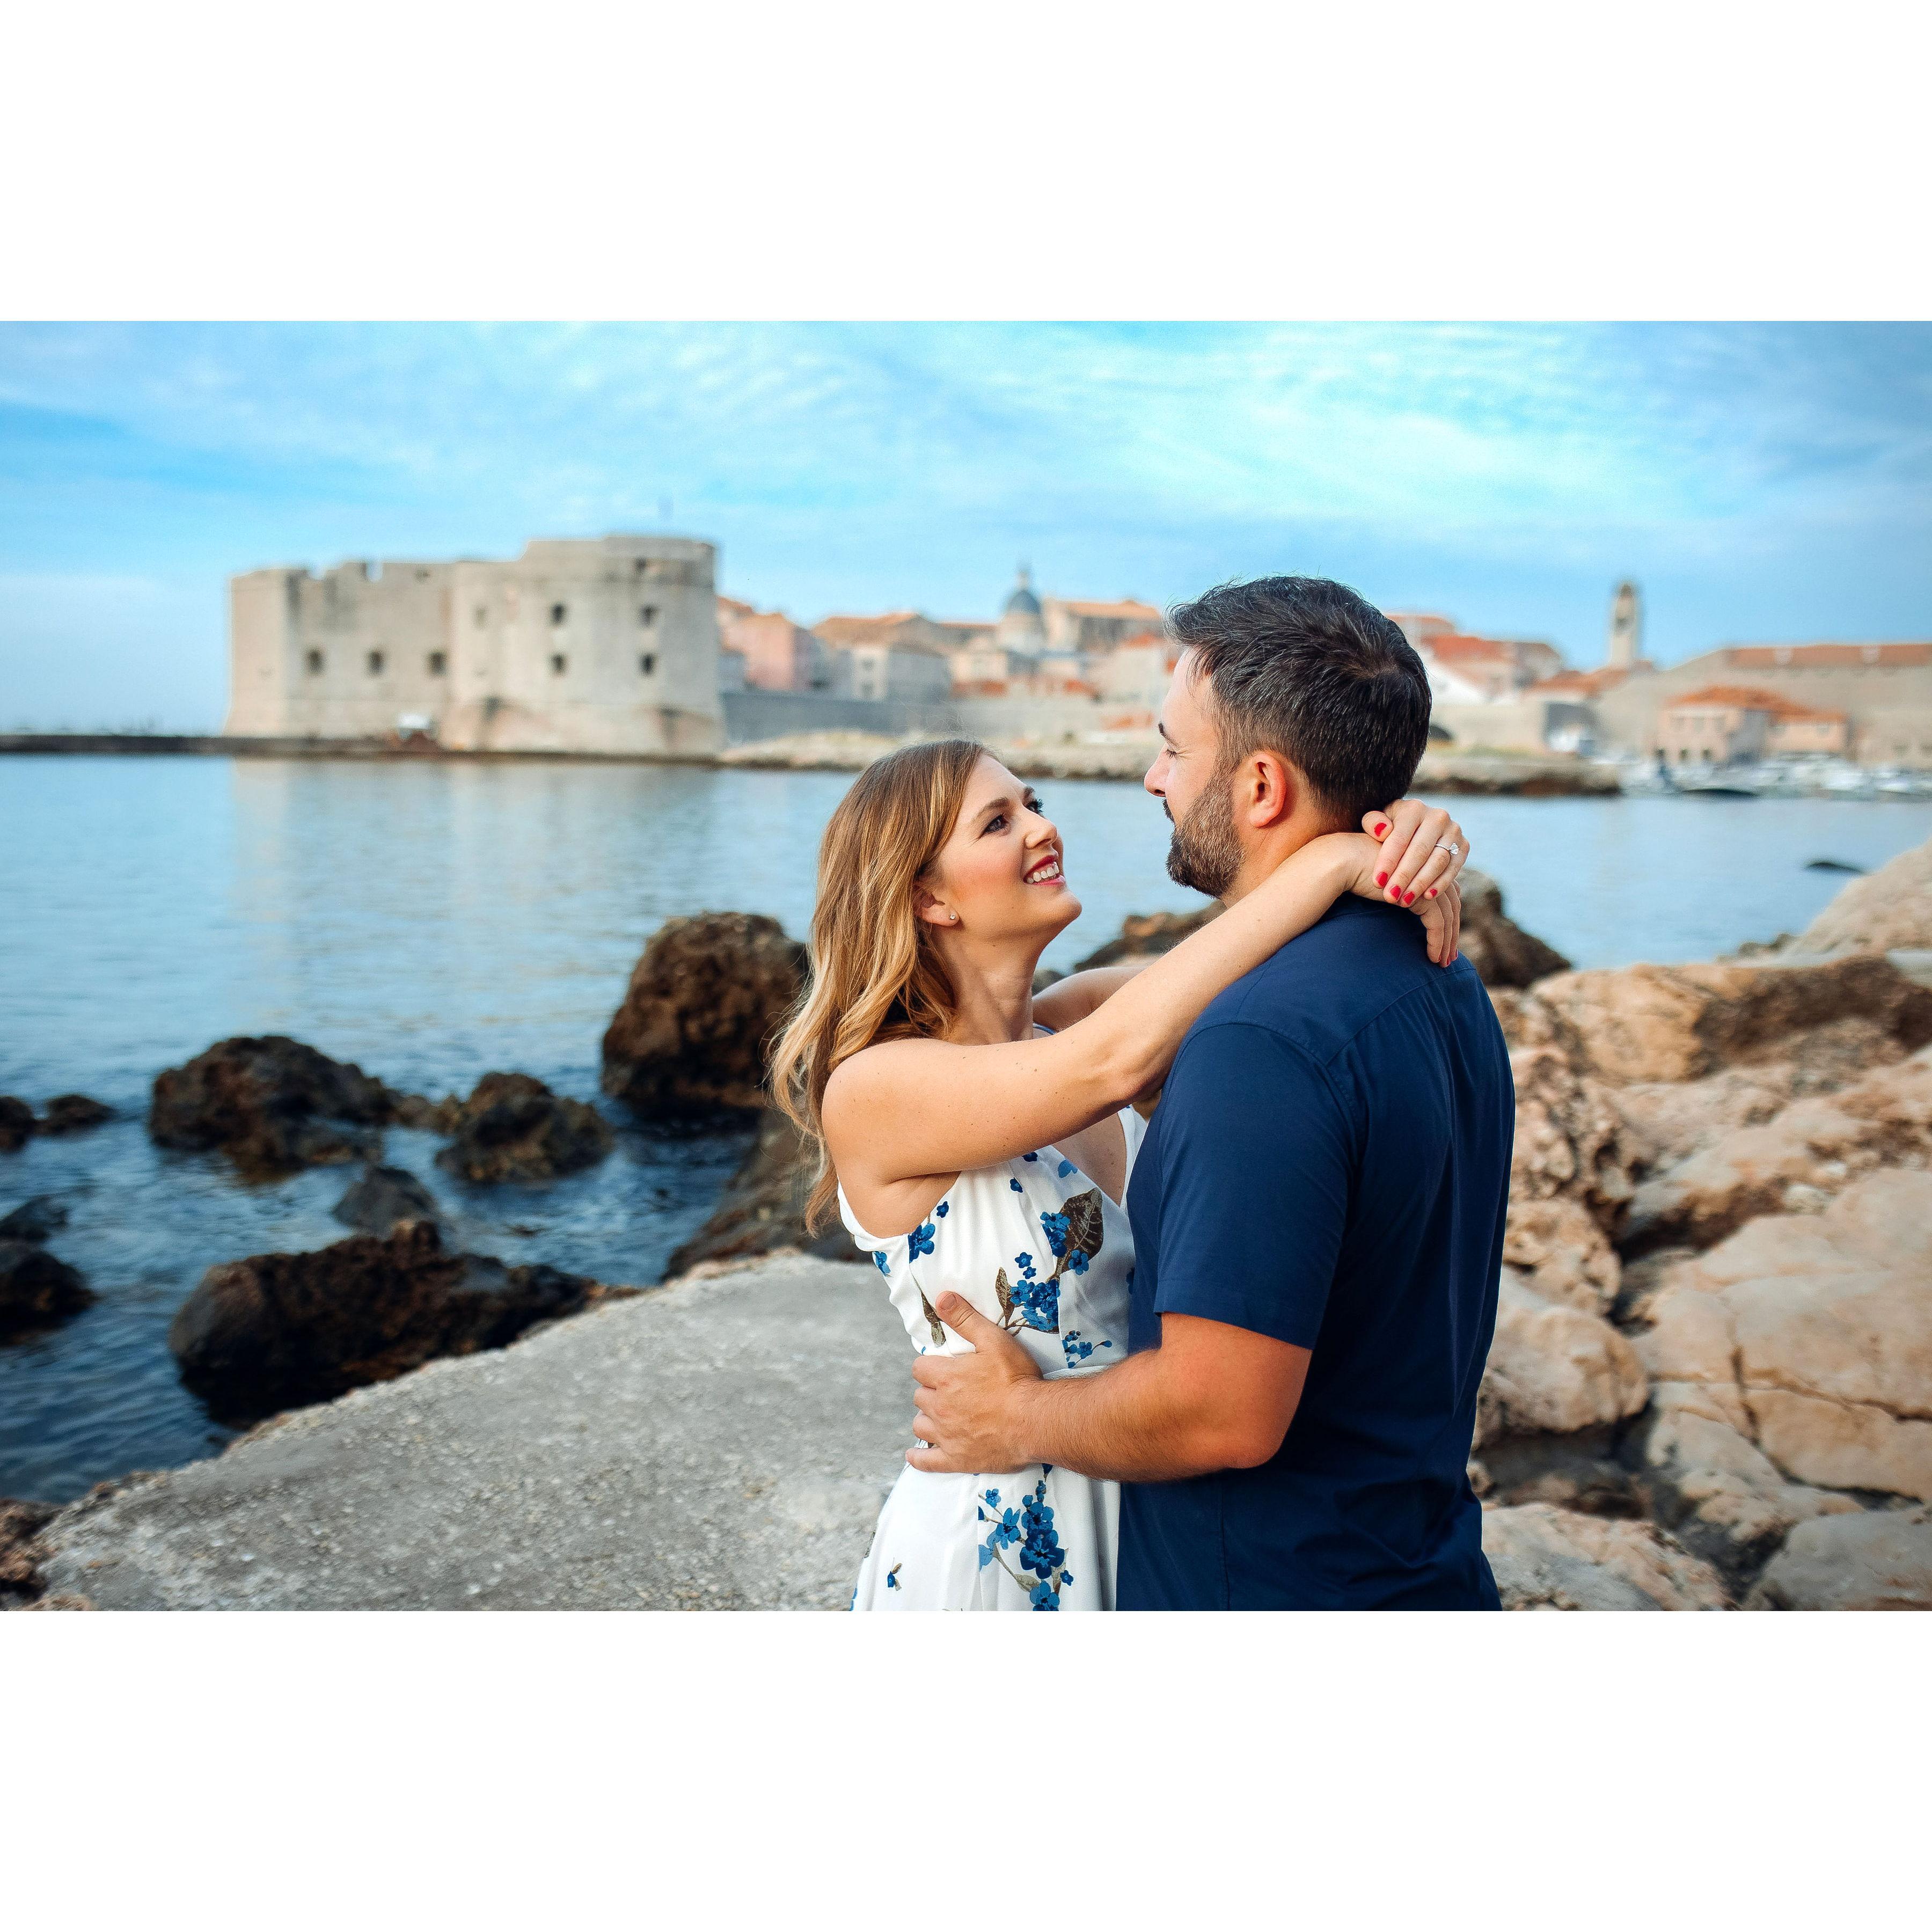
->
906 1294 1043 1474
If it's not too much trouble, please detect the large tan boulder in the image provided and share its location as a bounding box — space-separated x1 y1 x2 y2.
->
1475 1274 1649 1447
1636 1168 1932 1503
1627 1394 1860 1585
1745 1507 1932 1610
1509 1047 1646 1229
1501 1196 1619 1315
1622 1046 1932 1253
1793 833 1932 958
1527 955 1932 1087
601 912 806 1118
1482 1503 1729 1611
1611 1016 1915 1172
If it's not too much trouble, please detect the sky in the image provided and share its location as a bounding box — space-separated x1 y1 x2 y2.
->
2 320 1929 731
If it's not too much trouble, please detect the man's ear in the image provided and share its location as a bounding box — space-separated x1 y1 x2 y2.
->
1244 750 1298 830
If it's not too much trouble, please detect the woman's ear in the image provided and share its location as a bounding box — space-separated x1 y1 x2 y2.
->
912 885 955 928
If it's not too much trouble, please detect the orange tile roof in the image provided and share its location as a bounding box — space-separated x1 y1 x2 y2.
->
1531 665 1637 698
1667 684 1847 722
1722 642 1932 669
1422 633 1519 666
1054 598 1162 620
811 611 923 645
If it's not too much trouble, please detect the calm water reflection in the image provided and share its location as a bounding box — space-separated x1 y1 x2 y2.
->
4 754 1929 1501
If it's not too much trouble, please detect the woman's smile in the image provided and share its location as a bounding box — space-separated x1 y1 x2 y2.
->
1023 852 1066 887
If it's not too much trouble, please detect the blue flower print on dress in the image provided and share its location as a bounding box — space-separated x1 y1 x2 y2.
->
1058 1159 1076 1177
1023 1151 1038 1162
976 1494 1023 1568
1060 1330 1113 1367
977 1480 1071 1608
934 1202 948 1218
989 1189 1104 1337
872 1251 891 1277
1009 1178 1023 1193
908 1222 936 1260
885 1563 902 1590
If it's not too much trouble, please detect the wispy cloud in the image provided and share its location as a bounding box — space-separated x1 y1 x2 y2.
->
1 321 1928 728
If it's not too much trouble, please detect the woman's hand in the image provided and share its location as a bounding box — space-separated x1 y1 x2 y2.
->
1361 800 1468 906
1417 879 1461 966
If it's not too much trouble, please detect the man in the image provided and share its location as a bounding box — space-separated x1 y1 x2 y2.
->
908 576 1513 1609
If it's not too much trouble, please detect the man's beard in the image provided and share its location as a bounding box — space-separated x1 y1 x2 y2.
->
1165 772 1243 899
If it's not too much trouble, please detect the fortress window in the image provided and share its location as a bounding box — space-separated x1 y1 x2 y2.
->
550 603 567 626
305 649 324 675
640 653 656 676
367 650 385 675
428 651 447 675
634 559 650 576
551 653 568 675
474 606 488 627
639 605 658 626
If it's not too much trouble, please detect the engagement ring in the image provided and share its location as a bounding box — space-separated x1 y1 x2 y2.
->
1435 840 1460 857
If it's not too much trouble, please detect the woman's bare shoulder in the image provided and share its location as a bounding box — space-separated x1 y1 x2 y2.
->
822 1036 943 1121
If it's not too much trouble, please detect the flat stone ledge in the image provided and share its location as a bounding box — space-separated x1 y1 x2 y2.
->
37 1255 909 1611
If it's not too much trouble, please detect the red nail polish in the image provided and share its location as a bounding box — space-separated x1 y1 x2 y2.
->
1374 822 1388 836
1404 889 1416 904
1375 873 1387 887
1426 887 1436 898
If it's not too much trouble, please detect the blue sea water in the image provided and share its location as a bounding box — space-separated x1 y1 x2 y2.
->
3 753 1929 1502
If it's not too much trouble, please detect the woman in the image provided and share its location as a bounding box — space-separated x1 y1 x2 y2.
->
770 740 1467 1611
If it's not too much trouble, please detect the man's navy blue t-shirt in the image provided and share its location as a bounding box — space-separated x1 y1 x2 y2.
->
1117 895 1513 1610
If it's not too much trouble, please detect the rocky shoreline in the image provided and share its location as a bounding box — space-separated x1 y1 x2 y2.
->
5 838 1931 1611
1 729 1620 794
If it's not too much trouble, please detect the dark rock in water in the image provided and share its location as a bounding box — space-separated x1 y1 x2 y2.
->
0 1498 58 1604
387 1091 460 1133
150 1035 402 1179
1805 858 1865 875
1031 967 1065 993
1073 905 1218 971
332 1164 444 1235
0 1098 33 1154
0 1240 96 1337
665 1109 859 1277
602 912 806 1119
37 1094 113 1135
167 1219 616 1420
0 1196 69 1242
434 1073 613 1184
1455 869 1572 989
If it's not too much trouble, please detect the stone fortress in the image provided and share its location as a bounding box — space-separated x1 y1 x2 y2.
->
224 535 722 755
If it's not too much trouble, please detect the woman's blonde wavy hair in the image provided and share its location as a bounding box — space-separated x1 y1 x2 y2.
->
771 738 986 1231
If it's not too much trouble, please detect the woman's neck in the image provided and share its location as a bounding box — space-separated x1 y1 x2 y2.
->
937 936 1043 1046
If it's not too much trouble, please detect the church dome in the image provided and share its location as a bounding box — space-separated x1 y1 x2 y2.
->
1002 567 1041 619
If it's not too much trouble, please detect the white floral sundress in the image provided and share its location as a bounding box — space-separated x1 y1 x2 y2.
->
840 1099 1144 1612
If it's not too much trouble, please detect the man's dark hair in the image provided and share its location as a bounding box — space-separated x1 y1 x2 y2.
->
1168 576 1432 825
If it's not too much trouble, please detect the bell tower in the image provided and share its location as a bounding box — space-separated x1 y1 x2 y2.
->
1607 580 1642 669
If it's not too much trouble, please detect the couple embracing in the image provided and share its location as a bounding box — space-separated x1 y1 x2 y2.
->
772 576 1515 1611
